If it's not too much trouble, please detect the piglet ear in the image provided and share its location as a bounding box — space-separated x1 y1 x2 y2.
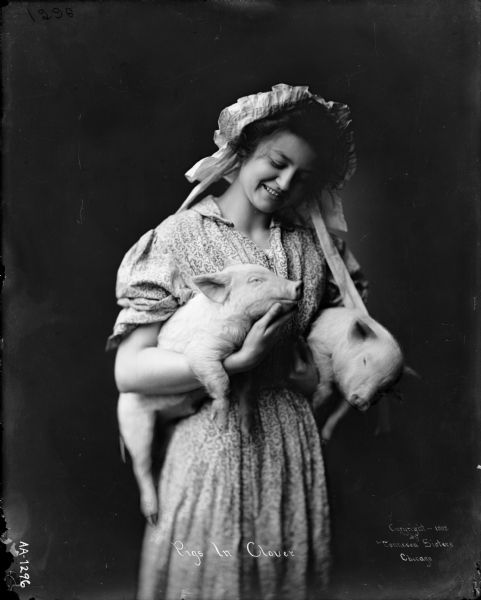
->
349 318 376 342
192 272 231 303
223 256 242 268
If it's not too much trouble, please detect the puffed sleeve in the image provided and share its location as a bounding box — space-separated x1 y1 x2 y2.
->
106 221 194 351
321 235 369 308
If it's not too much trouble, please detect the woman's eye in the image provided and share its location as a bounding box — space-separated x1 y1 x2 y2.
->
270 160 284 169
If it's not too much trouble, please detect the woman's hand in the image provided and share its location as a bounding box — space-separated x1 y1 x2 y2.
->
224 303 296 374
287 337 320 398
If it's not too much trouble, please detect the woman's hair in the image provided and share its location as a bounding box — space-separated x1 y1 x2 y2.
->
229 99 343 189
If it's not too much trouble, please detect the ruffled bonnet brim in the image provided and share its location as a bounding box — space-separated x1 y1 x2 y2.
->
177 83 357 233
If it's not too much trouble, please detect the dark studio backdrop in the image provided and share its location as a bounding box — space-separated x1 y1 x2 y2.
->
3 1 480 599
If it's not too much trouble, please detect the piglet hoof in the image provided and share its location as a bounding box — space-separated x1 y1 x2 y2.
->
211 407 229 431
240 418 249 438
140 492 158 524
146 513 158 527
320 426 333 444
239 410 254 438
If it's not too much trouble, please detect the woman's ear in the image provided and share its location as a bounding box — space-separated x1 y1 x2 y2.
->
192 272 231 303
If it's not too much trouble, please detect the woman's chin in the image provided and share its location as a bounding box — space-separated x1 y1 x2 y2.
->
252 190 288 214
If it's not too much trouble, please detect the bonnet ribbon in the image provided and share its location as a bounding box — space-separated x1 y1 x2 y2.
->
178 83 389 434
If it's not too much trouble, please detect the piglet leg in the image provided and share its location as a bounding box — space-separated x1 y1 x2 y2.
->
321 400 351 442
307 342 334 413
187 355 231 428
312 381 335 411
236 373 254 437
117 393 159 524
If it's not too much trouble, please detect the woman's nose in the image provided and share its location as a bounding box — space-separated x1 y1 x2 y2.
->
276 167 296 191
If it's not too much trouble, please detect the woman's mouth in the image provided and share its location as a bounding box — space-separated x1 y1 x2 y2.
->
262 184 284 199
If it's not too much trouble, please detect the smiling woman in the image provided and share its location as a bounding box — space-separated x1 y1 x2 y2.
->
108 84 368 600
220 131 318 234
230 98 341 189
213 97 351 251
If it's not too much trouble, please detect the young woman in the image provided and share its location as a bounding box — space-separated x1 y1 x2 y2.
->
108 84 368 600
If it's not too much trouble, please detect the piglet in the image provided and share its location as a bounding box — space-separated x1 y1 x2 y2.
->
117 263 302 523
306 307 406 442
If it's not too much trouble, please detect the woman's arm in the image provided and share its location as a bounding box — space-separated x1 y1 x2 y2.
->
115 303 295 395
114 323 204 394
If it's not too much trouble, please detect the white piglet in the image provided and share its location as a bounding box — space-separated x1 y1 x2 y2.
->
117 262 302 523
307 307 405 442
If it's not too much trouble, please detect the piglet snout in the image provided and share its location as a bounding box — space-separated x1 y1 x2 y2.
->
348 394 370 412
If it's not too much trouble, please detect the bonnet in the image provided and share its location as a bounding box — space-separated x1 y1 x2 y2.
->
177 83 357 233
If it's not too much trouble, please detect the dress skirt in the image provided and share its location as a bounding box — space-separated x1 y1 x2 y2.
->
137 388 330 600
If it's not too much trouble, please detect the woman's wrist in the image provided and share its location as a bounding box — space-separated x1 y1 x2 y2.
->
223 352 245 375
224 350 255 375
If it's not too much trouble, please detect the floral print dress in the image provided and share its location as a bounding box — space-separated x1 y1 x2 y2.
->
108 197 367 600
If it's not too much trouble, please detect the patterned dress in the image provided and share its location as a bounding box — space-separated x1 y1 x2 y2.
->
108 196 367 600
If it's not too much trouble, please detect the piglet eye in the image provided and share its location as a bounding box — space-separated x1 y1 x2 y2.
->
248 277 263 284
363 357 367 366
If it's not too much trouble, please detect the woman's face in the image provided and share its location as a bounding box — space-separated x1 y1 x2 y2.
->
236 131 318 214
